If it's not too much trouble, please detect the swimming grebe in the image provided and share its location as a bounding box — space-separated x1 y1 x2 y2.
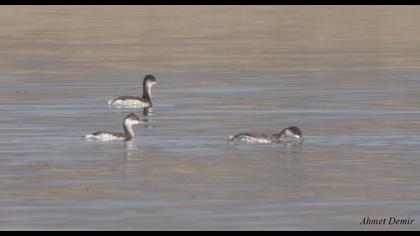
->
84 113 142 141
108 74 157 108
228 126 303 144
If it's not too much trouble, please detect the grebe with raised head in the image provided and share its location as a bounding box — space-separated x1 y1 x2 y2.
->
84 113 143 141
108 74 157 108
228 126 303 144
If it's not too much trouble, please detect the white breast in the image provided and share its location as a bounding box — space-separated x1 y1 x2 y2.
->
84 133 125 141
108 99 150 109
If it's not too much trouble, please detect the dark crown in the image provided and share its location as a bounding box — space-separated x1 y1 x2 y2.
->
126 113 140 121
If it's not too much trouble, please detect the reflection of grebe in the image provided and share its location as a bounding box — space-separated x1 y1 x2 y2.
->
228 126 303 144
125 140 138 159
143 107 153 117
108 75 157 109
84 113 142 141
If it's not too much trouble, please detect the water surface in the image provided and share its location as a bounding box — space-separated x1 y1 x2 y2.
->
1 6 420 230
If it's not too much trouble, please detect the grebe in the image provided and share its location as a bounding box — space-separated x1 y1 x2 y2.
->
108 74 157 108
84 113 143 141
228 126 303 144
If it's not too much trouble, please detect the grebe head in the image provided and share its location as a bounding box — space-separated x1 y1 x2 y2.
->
285 126 302 137
279 126 303 141
124 113 142 126
144 74 157 88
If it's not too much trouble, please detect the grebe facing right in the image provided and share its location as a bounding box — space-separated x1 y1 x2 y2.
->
228 126 303 144
108 74 157 108
84 113 142 141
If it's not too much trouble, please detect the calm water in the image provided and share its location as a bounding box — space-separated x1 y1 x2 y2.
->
1 6 420 230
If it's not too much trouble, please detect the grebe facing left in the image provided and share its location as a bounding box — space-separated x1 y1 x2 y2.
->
84 113 142 141
108 74 157 108
228 126 303 144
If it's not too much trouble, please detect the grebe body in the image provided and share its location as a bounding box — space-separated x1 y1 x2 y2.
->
84 113 142 142
108 75 157 109
229 126 303 144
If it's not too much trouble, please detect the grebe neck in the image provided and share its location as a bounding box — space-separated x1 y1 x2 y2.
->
143 82 152 106
123 121 135 141
271 133 283 142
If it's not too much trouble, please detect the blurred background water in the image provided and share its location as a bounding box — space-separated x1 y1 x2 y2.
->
0 5 420 230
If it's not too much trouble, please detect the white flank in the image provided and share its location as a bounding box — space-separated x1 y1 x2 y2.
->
84 133 125 141
108 99 150 109
231 135 272 144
